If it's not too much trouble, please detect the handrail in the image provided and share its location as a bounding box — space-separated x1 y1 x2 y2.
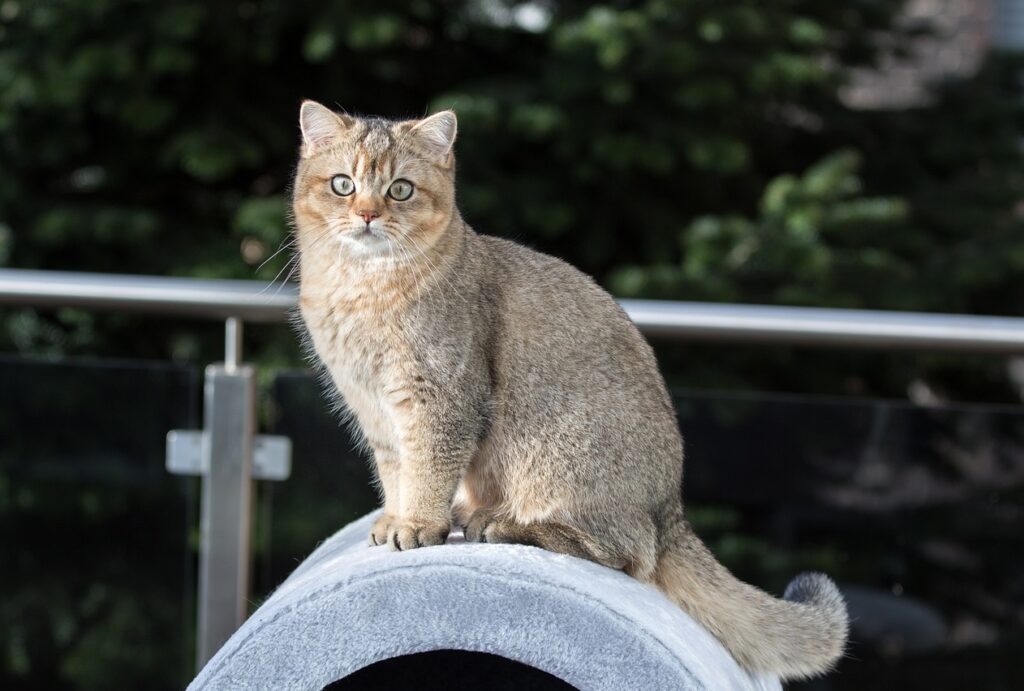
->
1 267 1023 353
0 268 296 322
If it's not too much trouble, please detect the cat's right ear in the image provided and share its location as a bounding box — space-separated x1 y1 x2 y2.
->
299 100 353 157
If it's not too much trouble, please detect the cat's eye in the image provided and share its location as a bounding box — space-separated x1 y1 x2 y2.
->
330 175 355 197
387 179 414 201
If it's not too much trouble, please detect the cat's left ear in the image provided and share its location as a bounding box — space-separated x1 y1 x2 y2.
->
408 110 458 167
299 100 354 157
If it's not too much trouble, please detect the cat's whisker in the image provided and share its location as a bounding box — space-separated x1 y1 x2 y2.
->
259 256 297 296
260 224 334 296
404 232 466 307
396 231 452 313
273 260 301 297
254 236 297 276
404 237 447 316
407 241 451 312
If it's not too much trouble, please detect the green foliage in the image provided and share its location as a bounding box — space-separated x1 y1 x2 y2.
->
0 0 1021 392
0 0 906 358
447 0 906 271
612 150 911 307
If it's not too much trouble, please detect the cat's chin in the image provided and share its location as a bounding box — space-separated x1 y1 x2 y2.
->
340 229 391 255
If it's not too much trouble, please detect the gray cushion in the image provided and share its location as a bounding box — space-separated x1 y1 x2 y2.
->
190 511 782 691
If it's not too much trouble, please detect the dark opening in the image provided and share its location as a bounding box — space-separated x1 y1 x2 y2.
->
323 650 579 691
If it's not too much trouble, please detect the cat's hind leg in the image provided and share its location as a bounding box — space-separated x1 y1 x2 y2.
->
464 508 644 573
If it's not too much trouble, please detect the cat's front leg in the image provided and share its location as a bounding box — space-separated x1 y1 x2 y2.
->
388 400 476 551
368 446 401 546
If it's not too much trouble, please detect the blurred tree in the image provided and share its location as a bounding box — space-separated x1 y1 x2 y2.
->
611 52 1024 318
0 0 906 357
0 0 1021 395
611 150 911 306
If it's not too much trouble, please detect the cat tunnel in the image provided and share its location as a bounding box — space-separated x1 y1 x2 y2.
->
189 511 782 691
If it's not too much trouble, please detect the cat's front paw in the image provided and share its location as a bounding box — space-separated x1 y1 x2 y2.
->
369 513 397 546
388 517 450 551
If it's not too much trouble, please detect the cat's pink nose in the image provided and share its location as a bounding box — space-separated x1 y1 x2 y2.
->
357 209 380 224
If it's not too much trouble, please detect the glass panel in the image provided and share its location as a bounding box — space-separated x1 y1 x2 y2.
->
0 356 199 690
677 391 1024 689
265 371 1024 689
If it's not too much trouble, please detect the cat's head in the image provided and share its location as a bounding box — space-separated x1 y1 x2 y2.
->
292 100 458 257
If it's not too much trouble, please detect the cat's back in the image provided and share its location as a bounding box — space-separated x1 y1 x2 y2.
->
475 234 619 320
472 233 663 392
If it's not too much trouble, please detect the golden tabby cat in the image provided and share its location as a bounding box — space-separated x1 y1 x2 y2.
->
291 100 848 680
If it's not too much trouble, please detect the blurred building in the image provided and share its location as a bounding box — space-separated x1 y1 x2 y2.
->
842 0 1024 109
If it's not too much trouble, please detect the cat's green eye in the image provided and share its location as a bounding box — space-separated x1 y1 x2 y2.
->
330 174 355 197
388 179 414 201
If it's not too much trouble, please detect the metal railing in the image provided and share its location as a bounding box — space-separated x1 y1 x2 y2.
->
2 266 1023 669
5 267 1024 352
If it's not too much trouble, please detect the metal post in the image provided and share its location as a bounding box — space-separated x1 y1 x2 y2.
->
195 360 256 668
166 315 290 669
224 317 242 372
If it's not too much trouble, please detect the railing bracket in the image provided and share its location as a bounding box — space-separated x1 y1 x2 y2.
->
166 430 292 481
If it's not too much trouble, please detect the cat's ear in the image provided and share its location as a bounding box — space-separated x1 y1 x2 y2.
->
408 110 457 166
299 100 354 157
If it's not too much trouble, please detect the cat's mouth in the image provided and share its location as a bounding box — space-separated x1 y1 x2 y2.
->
358 226 387 241
338 224 390 252
340 223 382 238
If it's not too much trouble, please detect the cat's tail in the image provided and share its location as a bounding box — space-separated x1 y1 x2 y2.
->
653 516 848 681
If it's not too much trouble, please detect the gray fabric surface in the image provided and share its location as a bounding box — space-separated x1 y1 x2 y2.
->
190 511 782 691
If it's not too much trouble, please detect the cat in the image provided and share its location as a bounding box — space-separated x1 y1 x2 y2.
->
291 100 848 681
